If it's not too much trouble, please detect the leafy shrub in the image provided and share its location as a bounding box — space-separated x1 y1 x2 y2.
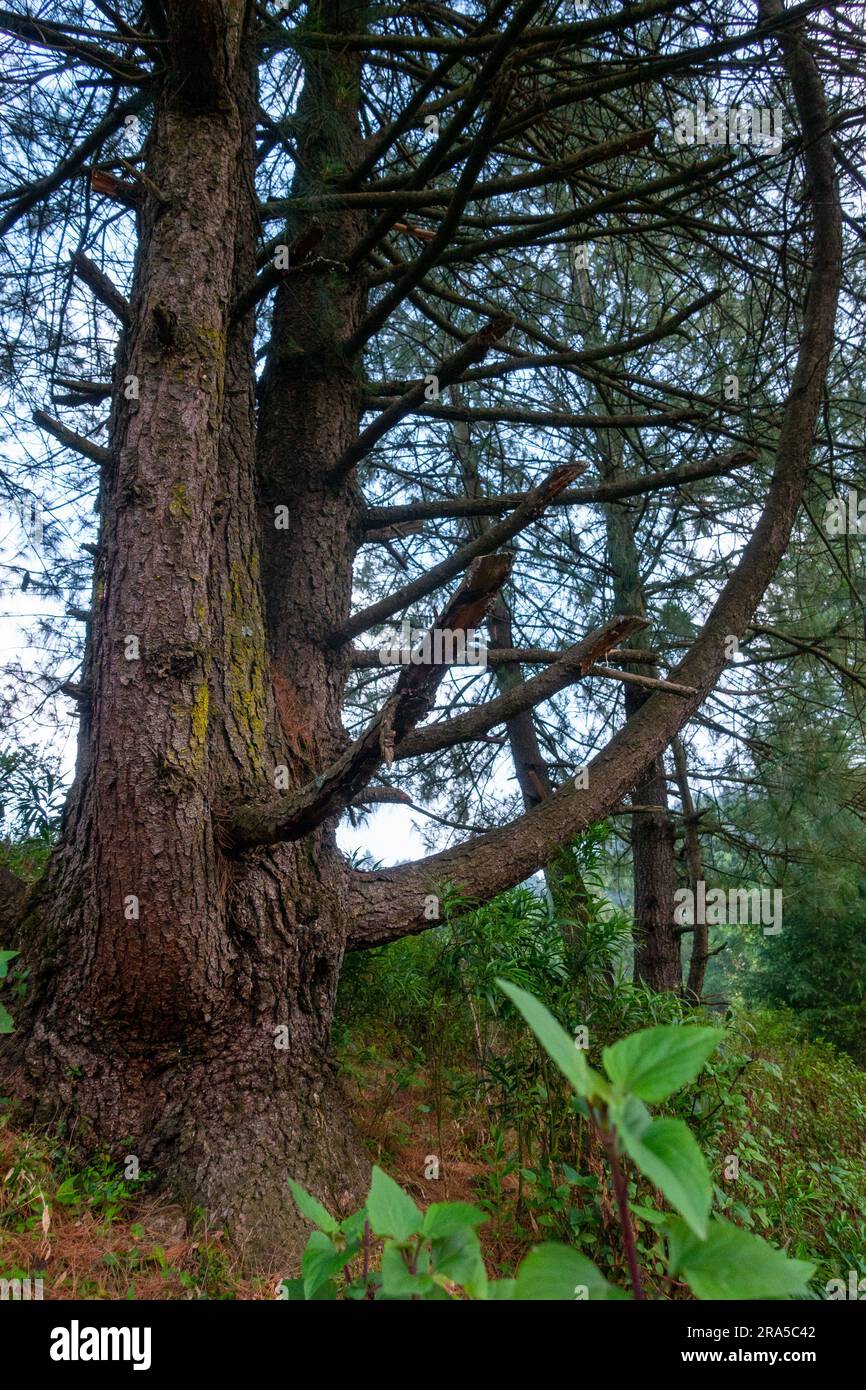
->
287 993 814 1300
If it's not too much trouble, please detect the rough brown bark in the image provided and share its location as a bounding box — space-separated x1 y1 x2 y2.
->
3 0 371 1266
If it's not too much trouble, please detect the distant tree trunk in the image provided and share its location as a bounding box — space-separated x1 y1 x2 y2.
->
602 479 680 992
673 736 709 1000
450 403 590 938
572 258 679 990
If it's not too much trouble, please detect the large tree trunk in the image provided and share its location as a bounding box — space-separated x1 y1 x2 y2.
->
2 0 370 1265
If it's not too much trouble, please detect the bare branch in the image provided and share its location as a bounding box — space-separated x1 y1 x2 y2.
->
0 7 149 80
350 786 413 807
331 462 584 646
393 613 648 763
361 449 758 528
589 665 696 697
72 252 131 327
329 311 514 481
352 644 658 668
0 92 150 238
32 410 112 466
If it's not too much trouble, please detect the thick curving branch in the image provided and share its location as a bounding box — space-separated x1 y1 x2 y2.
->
344 0 842 950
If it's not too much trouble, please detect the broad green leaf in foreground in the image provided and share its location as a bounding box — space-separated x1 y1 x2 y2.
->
381 1243 434 1298
287 1177 339 1235
301 1230 355 1298
514 1242 628 1300
432 1227 488 1299
603 1025 720 1103
366 1164 423 1243
618 1115 712 1239
421 1201 487 1240
496 978 609 1101
666 1217 815 1300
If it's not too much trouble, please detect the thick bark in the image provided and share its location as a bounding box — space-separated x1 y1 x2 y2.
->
2 0 371 1265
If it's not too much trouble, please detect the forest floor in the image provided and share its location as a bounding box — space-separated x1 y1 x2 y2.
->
2 1009 865 1299
0 1059 498 1300
0 1052 539 1300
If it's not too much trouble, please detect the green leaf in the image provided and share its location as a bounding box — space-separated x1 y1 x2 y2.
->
421 1201 487 1240
366 1165 422 1243
603 1025 720 1103
513 1243 627 1300
380 1242 434 1298
300 1230 355 1298
54 1176 78 1205
496 979 609 1101
630 1204 667 1227
618 1116 711 1239
487 1278 517 1300
431 1227 487 1299
0 1001 14 1035
667 1217 815 1300
339 1207 368 1243
279 1277 307 1301
609 1091 652 1139
0 950 18 980
287 1177 339 1234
